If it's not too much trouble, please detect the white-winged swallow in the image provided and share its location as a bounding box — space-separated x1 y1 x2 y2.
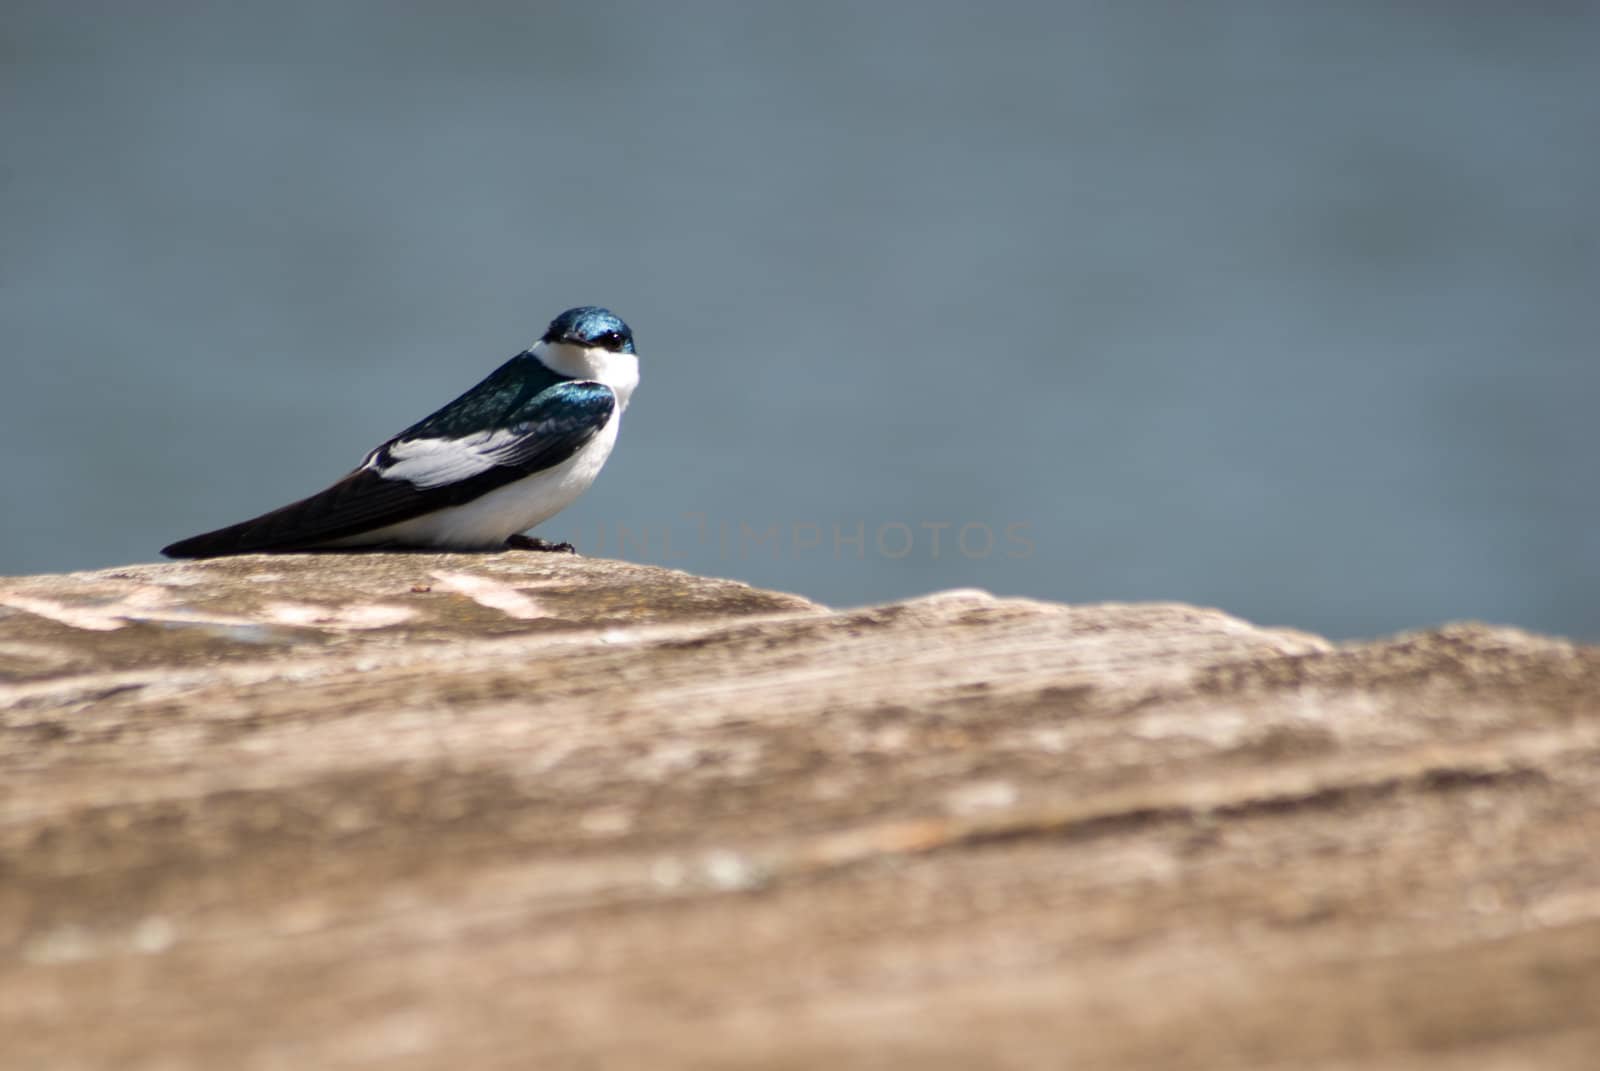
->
162 306 638 558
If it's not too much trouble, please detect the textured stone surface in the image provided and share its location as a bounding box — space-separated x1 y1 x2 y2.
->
1 554 1597 1069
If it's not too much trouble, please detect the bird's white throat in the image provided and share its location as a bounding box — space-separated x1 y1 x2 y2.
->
532 340 640 411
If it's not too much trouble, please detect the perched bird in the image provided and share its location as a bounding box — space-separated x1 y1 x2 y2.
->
162 306 638 559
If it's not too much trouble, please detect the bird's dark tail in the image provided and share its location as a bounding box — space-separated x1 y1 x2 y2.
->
161 519 292 559
161 468 428 558
160 489 341 559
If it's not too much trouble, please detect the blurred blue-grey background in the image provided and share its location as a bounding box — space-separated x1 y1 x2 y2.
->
4 3 1597 640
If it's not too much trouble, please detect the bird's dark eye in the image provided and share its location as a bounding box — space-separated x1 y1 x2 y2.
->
596 331 626 350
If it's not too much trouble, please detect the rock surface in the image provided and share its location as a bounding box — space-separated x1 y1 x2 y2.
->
1 554 1597 1069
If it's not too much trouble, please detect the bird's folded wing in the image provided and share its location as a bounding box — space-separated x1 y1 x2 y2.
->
161 381 616 557
373 380 615 489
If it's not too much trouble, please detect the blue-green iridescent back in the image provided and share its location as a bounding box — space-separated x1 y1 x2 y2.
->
395 353 574 441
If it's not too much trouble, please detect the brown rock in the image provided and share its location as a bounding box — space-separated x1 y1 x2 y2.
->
1 554 1597 1068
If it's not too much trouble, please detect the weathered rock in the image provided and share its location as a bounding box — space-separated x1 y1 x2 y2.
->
1 554 1597 1069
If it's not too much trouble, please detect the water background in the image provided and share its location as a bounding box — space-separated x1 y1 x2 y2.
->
5 3 1597 640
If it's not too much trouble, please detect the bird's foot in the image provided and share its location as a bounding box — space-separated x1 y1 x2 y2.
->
505 534 577 554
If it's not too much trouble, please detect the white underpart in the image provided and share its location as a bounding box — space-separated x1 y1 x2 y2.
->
328 341 639 550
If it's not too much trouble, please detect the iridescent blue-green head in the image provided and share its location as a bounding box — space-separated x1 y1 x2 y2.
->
542 306 635 355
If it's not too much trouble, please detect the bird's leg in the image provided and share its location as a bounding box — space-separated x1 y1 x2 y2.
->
505 533 577 554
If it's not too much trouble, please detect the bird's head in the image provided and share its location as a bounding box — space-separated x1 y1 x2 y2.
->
542 306 635 355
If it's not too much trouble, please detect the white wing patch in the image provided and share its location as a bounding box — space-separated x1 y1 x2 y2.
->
376 430 525 489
